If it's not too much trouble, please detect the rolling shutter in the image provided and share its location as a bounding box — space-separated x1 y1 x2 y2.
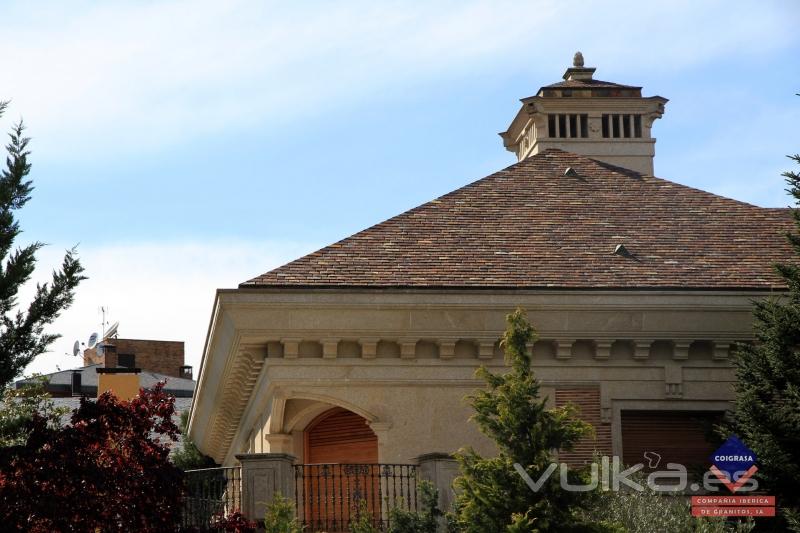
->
555 387 612 466
305 408 378 464
621 410 721 469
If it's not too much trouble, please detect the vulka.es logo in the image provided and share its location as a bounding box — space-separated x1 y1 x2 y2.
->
514 453 760 494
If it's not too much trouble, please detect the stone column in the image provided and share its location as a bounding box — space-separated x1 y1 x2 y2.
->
235 453 296 522
416 453 460 518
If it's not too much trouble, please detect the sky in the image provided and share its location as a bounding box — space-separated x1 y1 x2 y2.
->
1 0 798 378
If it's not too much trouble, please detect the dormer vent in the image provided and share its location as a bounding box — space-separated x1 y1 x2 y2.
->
564 167 579 177
613 244 630 256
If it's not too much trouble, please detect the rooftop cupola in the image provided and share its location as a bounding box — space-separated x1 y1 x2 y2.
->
500 52 668 175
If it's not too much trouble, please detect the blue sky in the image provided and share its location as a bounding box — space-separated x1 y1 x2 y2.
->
1 0 798 376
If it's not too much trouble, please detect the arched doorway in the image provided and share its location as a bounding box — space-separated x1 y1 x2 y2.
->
304 407 378 464
301 407 380 531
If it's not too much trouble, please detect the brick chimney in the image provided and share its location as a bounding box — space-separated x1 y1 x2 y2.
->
102 342 118 368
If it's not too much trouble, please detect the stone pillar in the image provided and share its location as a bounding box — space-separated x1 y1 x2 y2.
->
416 453 460 519
236 453 296 522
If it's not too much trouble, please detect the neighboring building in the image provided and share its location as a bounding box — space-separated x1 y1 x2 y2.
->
16 338 194 398
15 338 197 452
188 54 793 481
83 338 192 380
16 363 195 399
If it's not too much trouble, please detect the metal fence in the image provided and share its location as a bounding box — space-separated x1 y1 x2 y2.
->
294 463 417 532
181 466 243 531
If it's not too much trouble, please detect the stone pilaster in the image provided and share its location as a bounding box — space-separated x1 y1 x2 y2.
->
664 363 683 399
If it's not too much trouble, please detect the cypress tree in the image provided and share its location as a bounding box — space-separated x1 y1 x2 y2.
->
725 153 800 532
451 309 606 532
0 101 85 389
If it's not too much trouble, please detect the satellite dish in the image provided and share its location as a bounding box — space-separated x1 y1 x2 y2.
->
105 321 119 339
72 340 81 357
96 343 105 357
88 332 98 348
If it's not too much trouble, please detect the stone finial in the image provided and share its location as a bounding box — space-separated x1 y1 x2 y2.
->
573 51 584 68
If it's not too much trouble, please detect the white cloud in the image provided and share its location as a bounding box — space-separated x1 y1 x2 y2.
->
19 240 317 378
0 0 795 161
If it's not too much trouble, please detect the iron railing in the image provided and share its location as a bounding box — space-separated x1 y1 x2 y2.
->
294 463 417 532
181 466 243 531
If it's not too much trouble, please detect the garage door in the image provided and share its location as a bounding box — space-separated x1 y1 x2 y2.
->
621 410 722 470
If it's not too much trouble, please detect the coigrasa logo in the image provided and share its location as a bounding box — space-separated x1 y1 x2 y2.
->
709 435 757 493
691 435 776 518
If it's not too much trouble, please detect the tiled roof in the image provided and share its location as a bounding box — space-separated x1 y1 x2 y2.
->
540 79 641 90
243 150 795 290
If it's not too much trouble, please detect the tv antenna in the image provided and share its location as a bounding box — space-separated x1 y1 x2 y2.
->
99 306 110 339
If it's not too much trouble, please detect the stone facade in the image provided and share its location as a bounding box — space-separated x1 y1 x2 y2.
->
189 289 750 466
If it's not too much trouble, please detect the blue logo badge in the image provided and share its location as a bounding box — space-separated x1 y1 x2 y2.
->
710 435 757 482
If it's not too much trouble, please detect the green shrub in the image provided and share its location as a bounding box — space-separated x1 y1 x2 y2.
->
348 498 379 533
387 480 441 533
0 376 68 447
172 410 217 470
263 492 303 533
582 472 753 533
